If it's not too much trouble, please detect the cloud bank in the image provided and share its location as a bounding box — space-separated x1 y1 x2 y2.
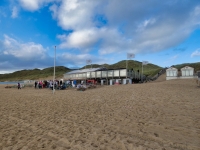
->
14 0 200 55
48 0 200 55
0 35 51 72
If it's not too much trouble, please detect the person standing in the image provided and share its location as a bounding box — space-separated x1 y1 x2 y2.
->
18 83 21 89
34 81 37 89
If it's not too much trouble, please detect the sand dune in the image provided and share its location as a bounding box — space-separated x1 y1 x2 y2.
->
0 79 199 150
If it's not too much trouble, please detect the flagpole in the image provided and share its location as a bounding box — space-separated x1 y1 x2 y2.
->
126 57 128 78
53 46 56 94
142 62 143 83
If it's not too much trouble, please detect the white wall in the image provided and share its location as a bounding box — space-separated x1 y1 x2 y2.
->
166 76 178 80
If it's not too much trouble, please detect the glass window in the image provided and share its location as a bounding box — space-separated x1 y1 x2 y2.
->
91 72 96 78
114 70 119 77
107 70 113 77
87 72 90 78
120 69 126 76
82 73 86 77
102 71 107 77
96 71 101 77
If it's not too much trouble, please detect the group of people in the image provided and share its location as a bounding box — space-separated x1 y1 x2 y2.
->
34 80 67 90
34 81 47 89
17 79 96 90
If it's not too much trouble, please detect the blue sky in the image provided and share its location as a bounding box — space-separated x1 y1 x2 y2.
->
0 0 200 74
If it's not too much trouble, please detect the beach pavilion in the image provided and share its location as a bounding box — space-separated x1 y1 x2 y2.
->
63 67 144 85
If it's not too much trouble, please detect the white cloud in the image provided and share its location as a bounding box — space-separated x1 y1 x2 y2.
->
11 6 19 18
53 0 99 30
0 34 108 72
2 35 47 59
49 4 58 19
19 0 40 11
97 28 133 55
137 18 156 32
0 35 58 72
58 28 100 50
58 27 133 55
18 0 56 11
191 49 200 57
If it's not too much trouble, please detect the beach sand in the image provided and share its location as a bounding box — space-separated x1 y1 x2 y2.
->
0 79 199 150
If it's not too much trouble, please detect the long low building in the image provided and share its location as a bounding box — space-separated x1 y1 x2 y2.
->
63 67 144 85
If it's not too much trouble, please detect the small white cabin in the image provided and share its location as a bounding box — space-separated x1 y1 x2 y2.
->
166 67 178 77
166 67 178 80
181 66 194 77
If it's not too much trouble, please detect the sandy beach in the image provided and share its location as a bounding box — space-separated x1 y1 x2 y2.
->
0 79 199 150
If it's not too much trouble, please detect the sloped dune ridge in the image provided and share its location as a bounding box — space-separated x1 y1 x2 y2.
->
0 79 199 150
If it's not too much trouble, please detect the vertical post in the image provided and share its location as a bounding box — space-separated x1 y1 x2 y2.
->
53 46 56 94
142 62 143 83
126 59 128 78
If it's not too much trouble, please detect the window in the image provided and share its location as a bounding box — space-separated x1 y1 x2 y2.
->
114 70 119 77
96 71 101 77
107 70 113 77
87 72 90 78
91 72 96 78
120 69 126 76
102 71 107 77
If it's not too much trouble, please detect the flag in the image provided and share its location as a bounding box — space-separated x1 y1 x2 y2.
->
142 61 149 65
127 53 135 59
86 59 92 64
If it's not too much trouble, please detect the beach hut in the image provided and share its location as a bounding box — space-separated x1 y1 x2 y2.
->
166 67 178 76
166 67 178 80
181 66 194 77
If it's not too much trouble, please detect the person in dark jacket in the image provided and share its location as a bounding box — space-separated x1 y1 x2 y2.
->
18 83 21 89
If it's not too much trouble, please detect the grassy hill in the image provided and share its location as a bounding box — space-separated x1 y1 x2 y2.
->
0 66 71 81
81 63 110 69
0 60 163 81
